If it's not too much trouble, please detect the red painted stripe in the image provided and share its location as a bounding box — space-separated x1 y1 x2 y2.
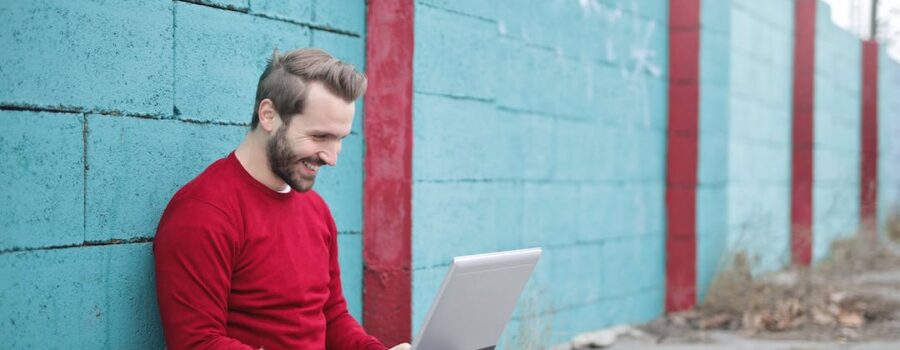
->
860 40 879 235
665 0 700 312
363 0 413 345
791 0 816 266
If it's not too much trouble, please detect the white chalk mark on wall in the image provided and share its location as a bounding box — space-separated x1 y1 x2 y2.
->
578 0 603 15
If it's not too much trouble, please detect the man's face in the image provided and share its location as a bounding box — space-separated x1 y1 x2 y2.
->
267 82 355 192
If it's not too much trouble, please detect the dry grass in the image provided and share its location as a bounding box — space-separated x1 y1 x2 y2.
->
642 229 900 343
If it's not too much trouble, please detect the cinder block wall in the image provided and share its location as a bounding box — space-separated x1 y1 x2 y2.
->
812 3 862 261
723 0 795 273
412 0 669 346
696 0 731 302
3 0 899 349
0 0 365 347
880 49 900 231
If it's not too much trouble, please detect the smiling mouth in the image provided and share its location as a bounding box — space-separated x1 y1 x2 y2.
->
301 159 321 172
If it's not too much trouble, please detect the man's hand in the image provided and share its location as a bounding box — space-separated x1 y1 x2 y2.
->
388 343 411 350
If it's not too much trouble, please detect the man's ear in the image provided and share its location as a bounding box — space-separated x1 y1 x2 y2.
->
257 99 281 133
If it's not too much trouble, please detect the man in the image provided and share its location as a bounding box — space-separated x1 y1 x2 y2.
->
154 48 410 350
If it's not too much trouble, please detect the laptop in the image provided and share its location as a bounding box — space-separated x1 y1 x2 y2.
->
410 247 542 350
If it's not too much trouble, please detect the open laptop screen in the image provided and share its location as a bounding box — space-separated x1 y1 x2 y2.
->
411 248 542 350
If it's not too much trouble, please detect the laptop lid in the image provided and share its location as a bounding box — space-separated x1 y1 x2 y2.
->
411 248 542 350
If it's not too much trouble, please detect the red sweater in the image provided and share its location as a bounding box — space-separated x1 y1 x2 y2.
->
154 153 386 350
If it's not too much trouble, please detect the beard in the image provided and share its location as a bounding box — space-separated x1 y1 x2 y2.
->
266 126 316 192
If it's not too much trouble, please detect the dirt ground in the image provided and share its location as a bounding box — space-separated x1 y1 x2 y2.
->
563 215 900 349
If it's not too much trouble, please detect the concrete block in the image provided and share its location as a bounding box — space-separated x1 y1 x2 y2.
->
175 2 311 124
815 148 857 183
503 309 560 348
696 186 728 301
771 146 793 183
311 30 365 71
593 125 622 181
0 0 172 115
701 0 731 33
698 131 728 185
641 184 667 235
636 130 667 181
411 265 447 336
520 183 580 248
813 183 859 259
494 109 533 178
412 182 524 269
413 94 521 181
549 57 599 119
414 4 498 100
314 0 365 34
337 233 363 320
607 77 668 131
629 0 668 23
726 140 750 184
609 184 664 236
879 53 900 231
0 111 84 251
86 115 245 240
577 185 614 243
700 31 731 86
477 181 527 250
553 119 600 181
492 0 553 51
250 0 311 23
726 184 791 273
521 114 557 180
615 129 663 182
600 238 629 297
315 133 363 233
493 37 533 111
540 246 581 310
647 78 671 130
728 54 755 100
633 234 666 290
550 8 613 63
761 111 791 146
0 243 163 348
419 0 497 21
602 186 627 236
511 262 552 320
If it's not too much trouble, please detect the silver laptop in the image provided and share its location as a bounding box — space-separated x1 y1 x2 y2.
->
411 248 542 350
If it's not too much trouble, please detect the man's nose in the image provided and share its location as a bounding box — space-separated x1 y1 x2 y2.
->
318 142 340 166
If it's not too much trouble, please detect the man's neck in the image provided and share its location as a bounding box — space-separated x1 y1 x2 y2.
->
235 130 288 192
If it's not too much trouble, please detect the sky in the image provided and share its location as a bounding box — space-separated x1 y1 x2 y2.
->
822 0 900 60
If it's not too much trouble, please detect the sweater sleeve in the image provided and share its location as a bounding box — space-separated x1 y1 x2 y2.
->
318 198 388 350
154 198 255 350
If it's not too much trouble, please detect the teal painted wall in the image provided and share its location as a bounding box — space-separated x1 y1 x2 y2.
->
0 0 366 347
812 3 862 262
724 0 795 273
3 0 898 348
412 0 668 347
696 0 897 298
696 0 732 303
879 48 900 232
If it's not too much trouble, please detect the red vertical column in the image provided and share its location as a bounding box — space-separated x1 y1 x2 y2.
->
791 0 816 266
363 0 413 345
665 0 700 312
860 40 879 235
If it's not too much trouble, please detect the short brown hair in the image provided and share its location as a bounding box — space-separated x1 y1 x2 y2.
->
251 48 367 129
